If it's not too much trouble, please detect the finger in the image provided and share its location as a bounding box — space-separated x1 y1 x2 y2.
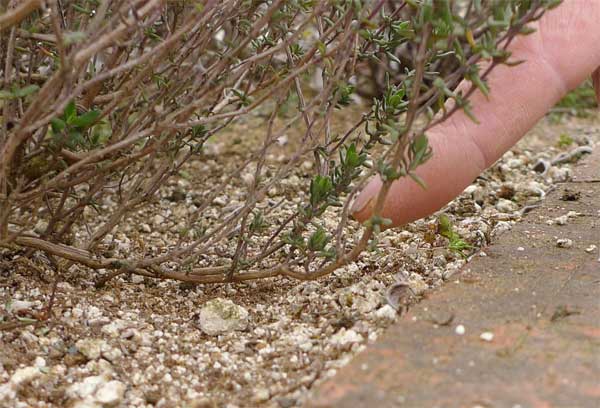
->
352 2 600 227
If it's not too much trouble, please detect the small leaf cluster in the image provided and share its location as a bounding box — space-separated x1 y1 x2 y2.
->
437 214 472 258
0 84 39 100
50 101 102 151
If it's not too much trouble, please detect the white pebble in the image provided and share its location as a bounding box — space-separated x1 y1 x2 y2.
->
455 325 465 335
95 380 126 405
7 300 35 313
252 387 270 403
495 199 518 213
480 332 494 342
554 215 569 225
199 298 249 336
330 329 363 348
556 238 573 248
10 367 41 387
374 305 397 321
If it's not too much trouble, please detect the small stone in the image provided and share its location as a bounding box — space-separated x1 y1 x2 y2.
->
7 300 35 313
554 215 569 225
455 325 466 335
212 196 228 206
199 298 249 336
101 320 127 337
407 274 428 296
495 198 518 213
153 214 165 226
480 332 494 342
374 305 397 321
71 399 101 408
433 255 447 267
556 238 573 248
301 161 313 171
548 166 571 183
34 357 46 368
10 366 41 387
354 294 379 314
102 347 122 363
95 380 126 406
463 185 478 195
189 398 215 408
63 351 87 367
506 158 523 169
276 397 297 408
139 223 151 233
252 387 270 403
517 247 525 252
496 184 516 200
330 328 363 348
75 339 107 360
131 274 144 284
585 244 597 253
34 219 49 234
67 375 107 399
493 221 512 236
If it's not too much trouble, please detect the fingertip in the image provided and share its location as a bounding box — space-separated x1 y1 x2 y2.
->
350 177 382 223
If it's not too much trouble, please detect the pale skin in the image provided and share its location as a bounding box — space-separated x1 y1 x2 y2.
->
351 0 600 227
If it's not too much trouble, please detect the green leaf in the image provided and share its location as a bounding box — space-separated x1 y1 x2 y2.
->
317 41 326 57
66 130 83 149
14 84 39 98
308 227 329 252
0 90 14 100
409 133 433 170
50 118 66 133
309 175 333 207
16 316 38 324
71 110 100 128
64 101 77 122
408 172 427 189
438 214 454 240
250 211 268 232
64 31 86 45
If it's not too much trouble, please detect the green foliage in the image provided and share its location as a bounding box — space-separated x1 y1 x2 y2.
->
50 101 103 150
0 84 39 100
557 133 574 148
249 211 268 233
334 83 356 108
308 226 329 252
438 214 472 258
309 175 334 209
552 80 598 118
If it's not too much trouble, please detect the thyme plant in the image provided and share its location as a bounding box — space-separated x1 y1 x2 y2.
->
0 0 560 285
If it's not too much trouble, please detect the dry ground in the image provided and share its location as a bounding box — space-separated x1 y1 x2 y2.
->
1 111 598 408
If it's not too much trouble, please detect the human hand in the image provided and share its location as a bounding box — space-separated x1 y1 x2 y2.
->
351 0 600 227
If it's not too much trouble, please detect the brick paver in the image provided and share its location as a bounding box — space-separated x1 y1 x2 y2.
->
308 151 600 408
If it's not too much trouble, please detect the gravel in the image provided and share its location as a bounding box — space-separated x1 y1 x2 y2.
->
198 298 249 336
1 115 598 407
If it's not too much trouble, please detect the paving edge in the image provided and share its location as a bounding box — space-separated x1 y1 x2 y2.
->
307 150 600 408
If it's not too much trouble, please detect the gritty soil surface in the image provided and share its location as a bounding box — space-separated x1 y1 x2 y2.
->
1 113 599 408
